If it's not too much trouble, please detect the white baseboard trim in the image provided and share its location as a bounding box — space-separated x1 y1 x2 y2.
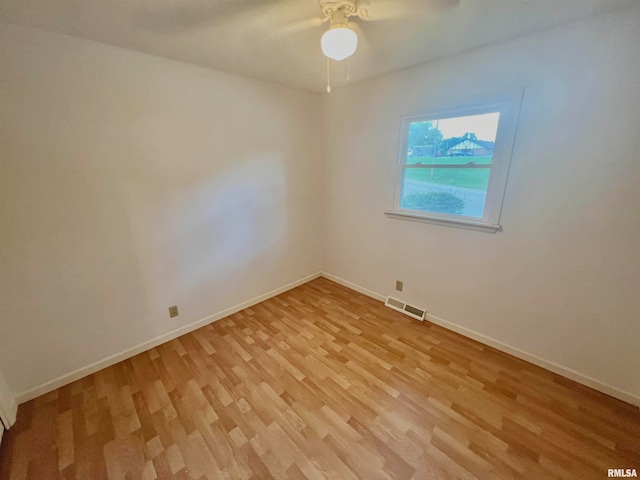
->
424 312 639 408
320 272 387 302
320 272 640 408
16 272 322 404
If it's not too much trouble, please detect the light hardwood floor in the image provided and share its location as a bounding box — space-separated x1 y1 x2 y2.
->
0 278 638 479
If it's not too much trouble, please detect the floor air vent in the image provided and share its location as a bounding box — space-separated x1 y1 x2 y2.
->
385 297 426 321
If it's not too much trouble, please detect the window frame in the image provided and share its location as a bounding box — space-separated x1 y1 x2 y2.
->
386 92 523 233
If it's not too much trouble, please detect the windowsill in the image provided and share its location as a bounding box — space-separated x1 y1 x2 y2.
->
384 210 502 233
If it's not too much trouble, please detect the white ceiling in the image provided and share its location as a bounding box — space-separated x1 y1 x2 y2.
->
0 0 633 91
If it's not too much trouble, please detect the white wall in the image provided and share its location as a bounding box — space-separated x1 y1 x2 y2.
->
323 4 640 401
0 24 323 397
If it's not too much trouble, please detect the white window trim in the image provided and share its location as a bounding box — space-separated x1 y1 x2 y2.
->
385 91 524 233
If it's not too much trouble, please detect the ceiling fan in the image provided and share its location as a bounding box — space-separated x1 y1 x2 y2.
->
298 0 459 90
139 0 459 49
137 0 460 89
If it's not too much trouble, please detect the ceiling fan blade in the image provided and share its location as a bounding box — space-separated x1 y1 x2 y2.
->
358 0 461 21
423 0 462 12
276 15 329 37
136 0 290 35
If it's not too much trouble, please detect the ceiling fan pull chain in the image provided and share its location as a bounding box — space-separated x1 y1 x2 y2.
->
346 57 351 84
326 57 332 93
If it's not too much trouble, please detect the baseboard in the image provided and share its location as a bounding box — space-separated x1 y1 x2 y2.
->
319 272 640 408
423 312 640 408
320 272 387 302
16 272 322 404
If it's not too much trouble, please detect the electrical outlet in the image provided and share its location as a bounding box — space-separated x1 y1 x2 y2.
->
168 305 179 318
395 280 403 292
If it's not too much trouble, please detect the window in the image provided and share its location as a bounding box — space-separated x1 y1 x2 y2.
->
386 94 522 232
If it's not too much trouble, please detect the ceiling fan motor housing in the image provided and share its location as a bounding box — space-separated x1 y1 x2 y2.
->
318 0 372 22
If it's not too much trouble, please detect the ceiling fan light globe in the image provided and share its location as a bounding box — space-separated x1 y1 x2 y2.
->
321 27 358 61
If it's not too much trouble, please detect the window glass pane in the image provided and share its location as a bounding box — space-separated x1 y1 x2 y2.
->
401 167 491 218
406 112 500 165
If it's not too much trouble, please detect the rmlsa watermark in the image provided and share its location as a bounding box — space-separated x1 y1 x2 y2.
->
608 469 638 478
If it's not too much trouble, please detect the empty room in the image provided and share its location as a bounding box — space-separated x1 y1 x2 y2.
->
1 0 639 478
